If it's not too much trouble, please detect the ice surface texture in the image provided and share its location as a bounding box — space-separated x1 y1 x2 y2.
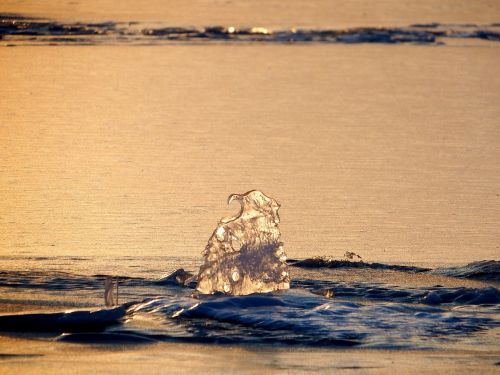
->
197 190 290 295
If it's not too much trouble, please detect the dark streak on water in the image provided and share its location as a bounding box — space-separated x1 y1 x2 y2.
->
1 14 500 46
289 258 431 273
0 353 44 359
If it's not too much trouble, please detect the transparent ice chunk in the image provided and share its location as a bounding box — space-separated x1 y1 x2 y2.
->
197 190 290 295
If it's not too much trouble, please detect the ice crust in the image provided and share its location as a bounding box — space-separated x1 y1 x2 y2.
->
196 190 290 295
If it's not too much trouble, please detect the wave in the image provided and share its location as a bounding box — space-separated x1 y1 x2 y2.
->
290 258 500 282
0 260 498 303
1 14 499 46
432 260 500 282
294 279 500 305
0 257 498 349
0 290 497 349
2 264 496 301
0 304 129 333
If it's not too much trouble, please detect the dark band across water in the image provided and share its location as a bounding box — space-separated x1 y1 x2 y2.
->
1 14 499 46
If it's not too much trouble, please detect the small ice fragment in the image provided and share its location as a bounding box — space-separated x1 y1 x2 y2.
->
104 277 118 307
196 190 290 295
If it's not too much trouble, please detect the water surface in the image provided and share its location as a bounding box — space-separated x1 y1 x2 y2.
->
1 43 499 263
1 3 499 372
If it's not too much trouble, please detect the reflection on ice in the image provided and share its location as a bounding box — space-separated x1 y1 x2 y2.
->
197 190 290 295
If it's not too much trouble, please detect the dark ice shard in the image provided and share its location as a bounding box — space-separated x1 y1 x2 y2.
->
197 190 290 295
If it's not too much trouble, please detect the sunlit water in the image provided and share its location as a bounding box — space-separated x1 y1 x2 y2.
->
0 5 499 368
1 43 499 265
